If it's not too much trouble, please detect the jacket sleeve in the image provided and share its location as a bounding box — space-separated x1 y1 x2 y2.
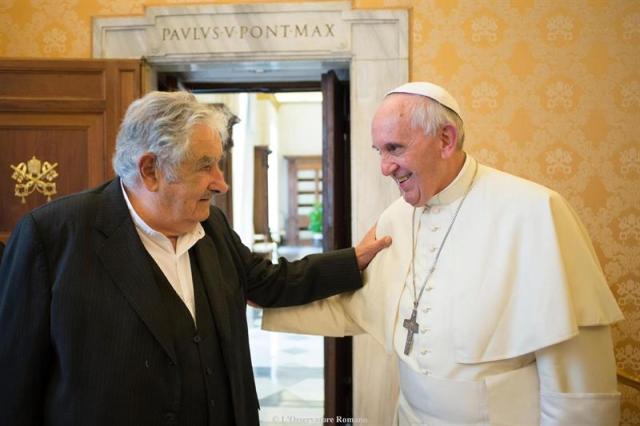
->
535 325 620 425
211 208 362 307
0 213 52 426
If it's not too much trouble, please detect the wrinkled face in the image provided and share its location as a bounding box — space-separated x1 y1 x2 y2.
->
155 123 228 236
372 95 446 206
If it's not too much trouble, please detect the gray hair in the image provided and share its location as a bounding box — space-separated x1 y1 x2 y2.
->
406 95 465 149
113 91 228 186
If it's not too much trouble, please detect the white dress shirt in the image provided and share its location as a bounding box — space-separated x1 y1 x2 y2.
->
121 182 205 322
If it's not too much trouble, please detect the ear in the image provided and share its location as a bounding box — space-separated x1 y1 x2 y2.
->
439 124 458 159
138 153 160 192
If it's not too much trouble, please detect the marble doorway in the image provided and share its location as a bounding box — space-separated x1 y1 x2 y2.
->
93 2 409 423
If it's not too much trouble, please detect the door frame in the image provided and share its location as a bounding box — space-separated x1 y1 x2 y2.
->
172 75 352 420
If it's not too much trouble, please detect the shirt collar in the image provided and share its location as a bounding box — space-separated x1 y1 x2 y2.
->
426 154 478 207
120 180 205 255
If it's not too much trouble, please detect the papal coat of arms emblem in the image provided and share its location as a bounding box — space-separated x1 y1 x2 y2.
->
10 155 59 203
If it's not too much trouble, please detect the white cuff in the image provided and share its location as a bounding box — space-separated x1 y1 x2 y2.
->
540 390 620 426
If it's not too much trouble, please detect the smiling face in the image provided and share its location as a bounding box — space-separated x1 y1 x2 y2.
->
151 123 229 236
371 94 463 206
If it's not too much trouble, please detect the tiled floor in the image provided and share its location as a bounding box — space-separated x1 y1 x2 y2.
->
248 244 326 426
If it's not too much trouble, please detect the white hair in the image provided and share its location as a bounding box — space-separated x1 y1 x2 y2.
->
405 95 466 149
113 91 228 186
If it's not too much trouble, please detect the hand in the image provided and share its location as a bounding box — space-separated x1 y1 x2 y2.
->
354 223 392 270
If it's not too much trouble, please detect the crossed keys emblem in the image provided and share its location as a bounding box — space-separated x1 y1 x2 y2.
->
10 155 59 203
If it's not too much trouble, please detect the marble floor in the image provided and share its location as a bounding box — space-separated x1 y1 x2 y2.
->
248 309 325 426
248 244 326 426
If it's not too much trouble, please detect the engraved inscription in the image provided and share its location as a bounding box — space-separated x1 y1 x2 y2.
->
161 23 336 42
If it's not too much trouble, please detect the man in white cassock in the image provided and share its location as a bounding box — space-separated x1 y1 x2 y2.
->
262 82 624 425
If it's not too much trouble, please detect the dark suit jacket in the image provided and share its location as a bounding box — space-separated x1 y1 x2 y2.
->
0 179 361 426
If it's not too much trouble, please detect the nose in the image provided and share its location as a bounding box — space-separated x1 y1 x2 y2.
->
380 155 397 177
209 165 229 194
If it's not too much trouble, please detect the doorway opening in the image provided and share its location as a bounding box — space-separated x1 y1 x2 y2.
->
154 61 352 424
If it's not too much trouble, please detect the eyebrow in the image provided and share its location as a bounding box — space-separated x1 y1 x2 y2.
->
373 142 403 150
194 156 216 169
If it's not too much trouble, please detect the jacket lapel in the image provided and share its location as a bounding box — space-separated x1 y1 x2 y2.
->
192 234 234 343
93 179 177 364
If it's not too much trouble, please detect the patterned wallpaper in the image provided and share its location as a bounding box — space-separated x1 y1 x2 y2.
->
1 0 638 422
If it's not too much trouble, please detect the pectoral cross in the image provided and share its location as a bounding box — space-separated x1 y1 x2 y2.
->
403 308 419 355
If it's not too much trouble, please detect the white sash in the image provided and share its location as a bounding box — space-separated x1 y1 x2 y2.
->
398 361 540 426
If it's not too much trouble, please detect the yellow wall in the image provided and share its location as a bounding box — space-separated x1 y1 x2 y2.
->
2 0 639 420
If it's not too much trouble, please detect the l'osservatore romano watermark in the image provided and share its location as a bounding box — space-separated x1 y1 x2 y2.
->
271 415 369 424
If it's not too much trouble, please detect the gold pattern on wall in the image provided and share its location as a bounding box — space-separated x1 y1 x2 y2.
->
0 0 89 57
0 0 638 422
11 155 58 203
97 0 144 15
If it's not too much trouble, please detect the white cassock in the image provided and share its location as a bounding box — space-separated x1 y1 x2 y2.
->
263 155 623 425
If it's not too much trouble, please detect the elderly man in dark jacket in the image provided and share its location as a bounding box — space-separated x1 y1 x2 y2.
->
0 91 390 426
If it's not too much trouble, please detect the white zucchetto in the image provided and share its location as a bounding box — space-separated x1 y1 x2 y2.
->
387 82 463 121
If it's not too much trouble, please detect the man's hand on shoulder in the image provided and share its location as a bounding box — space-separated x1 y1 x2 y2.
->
354 224 392 270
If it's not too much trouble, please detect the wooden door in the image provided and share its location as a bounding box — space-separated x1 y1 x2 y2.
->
321 70 352 421
285 155 322 246
0 59 142 242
